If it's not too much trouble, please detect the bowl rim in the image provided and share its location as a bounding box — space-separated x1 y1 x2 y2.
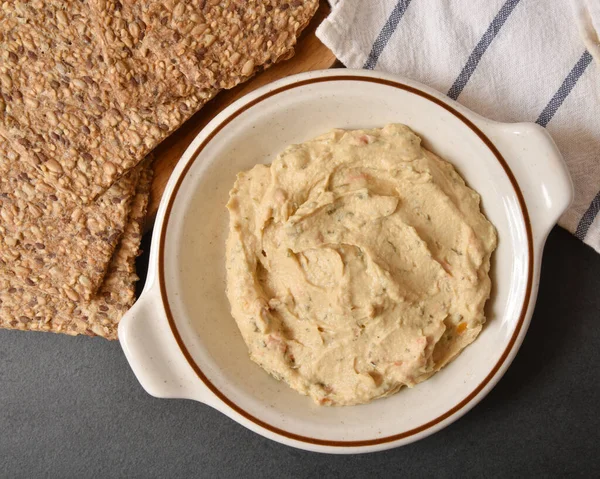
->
157 74 534 447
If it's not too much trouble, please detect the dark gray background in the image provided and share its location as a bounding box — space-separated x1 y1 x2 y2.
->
1 226 599 478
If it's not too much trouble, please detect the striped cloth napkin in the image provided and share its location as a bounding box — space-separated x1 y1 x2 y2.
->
317 0 600 253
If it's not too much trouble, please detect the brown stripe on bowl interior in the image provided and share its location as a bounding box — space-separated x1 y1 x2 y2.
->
158 75 534 447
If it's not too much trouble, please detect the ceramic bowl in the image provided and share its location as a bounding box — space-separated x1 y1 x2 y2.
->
119 69 572 454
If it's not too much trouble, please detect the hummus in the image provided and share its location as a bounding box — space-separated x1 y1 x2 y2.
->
225 124 497 406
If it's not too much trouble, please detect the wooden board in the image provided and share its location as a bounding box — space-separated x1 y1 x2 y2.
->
147 1 337 224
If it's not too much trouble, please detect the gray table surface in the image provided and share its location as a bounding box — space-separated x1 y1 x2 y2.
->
1 226 599 478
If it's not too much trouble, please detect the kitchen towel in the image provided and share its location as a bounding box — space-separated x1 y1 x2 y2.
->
317 0 600 252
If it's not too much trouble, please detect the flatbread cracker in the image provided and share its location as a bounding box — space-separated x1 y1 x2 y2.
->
0 136 142 301
165 0 319 90
107 158 153 275
89 0 319 104
0 160 153 339
0 272 137 340
0 1 116 110
0 2 185 201
0 101 134 201
0 1 140 201
1 0 318 203
88 0 213 107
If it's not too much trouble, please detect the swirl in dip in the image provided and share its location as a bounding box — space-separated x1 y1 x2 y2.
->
225 124 497 406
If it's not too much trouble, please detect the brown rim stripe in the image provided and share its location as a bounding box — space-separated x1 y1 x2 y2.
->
158 76 534 447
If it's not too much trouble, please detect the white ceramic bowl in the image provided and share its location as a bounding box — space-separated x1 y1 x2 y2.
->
119 69 572 454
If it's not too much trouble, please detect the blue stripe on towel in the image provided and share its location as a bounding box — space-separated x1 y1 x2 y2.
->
447 0 522 100
363 0 413 70
576 189 600 241
536 51 593 127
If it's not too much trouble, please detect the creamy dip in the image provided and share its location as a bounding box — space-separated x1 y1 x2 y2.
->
225 124 497 406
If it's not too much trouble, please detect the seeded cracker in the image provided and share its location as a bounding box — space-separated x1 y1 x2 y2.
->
161 0 318 90
0 1 187 201
106 157 153 275
0 1 319 203
89 1 319 105
88 0 202 108
0 1 117 110
0 1 212 202
0 136 141 301
0 1 141 201
0 160 153 339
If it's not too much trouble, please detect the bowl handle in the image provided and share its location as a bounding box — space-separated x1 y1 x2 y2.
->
118 286 212 403
478 121 574 242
